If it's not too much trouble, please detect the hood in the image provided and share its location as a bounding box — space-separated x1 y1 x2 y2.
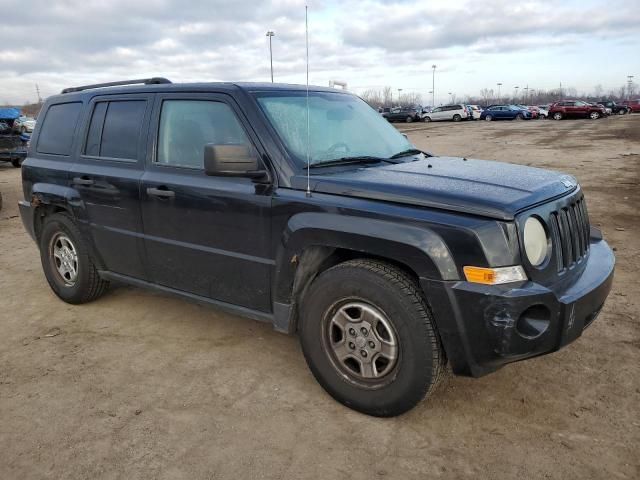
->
292 156 577 220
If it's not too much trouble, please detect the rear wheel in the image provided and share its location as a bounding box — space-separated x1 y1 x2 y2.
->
405 116 413 123
452 114 461 122
39 213 109 304
515 113 524 121
484 115 493 121
553 112 563 120
589 111 600 120
300 259 445 417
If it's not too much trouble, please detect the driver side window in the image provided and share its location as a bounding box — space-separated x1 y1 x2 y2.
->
156 100 250 169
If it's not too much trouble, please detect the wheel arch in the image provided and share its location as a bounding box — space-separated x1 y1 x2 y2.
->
272 212 458 334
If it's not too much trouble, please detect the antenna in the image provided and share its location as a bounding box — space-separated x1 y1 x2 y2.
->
305 4 311 197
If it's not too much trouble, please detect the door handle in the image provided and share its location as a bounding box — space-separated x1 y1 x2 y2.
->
146 186 175 199
73 176 94 186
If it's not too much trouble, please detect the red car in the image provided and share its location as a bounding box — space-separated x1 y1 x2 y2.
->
548 100 606 120
622 99 640 113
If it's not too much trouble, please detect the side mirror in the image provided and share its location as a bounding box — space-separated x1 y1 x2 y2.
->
204 144 267 179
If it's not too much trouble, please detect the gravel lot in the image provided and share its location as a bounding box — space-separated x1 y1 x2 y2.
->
1 115 638 479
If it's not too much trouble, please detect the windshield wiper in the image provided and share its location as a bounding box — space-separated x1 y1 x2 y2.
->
309 156 396 169
389 148 429 159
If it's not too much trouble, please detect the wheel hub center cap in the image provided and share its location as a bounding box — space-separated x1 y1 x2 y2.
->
355 336 366 348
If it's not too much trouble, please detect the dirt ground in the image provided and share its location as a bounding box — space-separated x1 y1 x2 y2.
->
1 115 638 479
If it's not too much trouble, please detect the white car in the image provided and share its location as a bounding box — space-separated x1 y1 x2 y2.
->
468 105 483 120
422 104 469 122
13 116 36 133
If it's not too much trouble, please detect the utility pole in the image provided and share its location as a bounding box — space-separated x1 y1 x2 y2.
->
397 88 403 105
523 85 529 104
497 83 502 103
431 65 436 108
266 31 275 83
35 84 42 105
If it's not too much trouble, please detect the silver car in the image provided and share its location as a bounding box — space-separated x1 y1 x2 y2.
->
422 104 469 122
13 116 36 133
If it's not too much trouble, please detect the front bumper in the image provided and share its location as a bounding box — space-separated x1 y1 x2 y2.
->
423 235 615 377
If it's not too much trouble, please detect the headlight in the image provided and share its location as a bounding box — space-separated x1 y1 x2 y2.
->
523 217 549 266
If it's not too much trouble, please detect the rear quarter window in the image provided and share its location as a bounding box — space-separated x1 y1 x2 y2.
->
36 102 83 156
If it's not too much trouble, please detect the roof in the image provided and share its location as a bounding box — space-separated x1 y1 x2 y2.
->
53 78 348 103
0 107 21 120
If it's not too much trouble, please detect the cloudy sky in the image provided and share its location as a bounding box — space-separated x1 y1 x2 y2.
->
1 0 638 105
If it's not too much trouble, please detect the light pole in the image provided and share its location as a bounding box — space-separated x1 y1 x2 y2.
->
497 83 502 103
398 88 403 105
514 86 519 101
266 31 275 83
628 75 635 99
431 65 436 107
448 92 453 103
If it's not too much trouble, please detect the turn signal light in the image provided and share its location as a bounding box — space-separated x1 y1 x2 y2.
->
463 266 527 285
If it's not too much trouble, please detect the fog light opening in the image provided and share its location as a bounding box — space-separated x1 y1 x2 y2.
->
516 305 551 339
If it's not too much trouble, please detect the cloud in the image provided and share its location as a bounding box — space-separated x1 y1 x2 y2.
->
0 0 637 104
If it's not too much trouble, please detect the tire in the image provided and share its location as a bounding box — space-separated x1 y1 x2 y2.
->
540 114 547 120
424 116 432 122
405 116 413 123
515 113 524 121
553 112 563 120
39 213 109 304
484 115 493 121
11 158 22 168
452 114 461 122
300 259 445 417
589 111 600 120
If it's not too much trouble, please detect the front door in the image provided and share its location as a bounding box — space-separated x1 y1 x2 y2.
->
140 94 273 312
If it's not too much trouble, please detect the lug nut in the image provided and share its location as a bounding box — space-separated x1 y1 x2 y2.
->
348 328 356 336
360 350 368 358
360 327 368 336
368 341 375 349
348 342 355 350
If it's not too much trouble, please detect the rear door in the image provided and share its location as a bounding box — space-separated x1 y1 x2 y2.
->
70 94 153 279
139 93 273 312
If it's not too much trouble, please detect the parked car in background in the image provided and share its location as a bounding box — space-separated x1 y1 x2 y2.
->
422 104 469 122
597 100 630 115
13 116 36 133
385 106 422 123
548 101 605 120
536 106 549 119
480 105 531 121
622 99 640 112
467 105 482 120
517 105 539 119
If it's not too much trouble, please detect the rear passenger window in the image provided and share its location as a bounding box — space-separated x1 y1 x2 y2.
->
84 100 146 160
36 102 82 156
156 100 250 169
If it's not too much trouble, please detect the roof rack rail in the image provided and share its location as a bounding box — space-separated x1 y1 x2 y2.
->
61 77 172 94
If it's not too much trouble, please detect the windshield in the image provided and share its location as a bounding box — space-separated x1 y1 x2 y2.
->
255 91 413 166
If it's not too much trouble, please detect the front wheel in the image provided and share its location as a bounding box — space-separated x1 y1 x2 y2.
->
553 112 563 120
405 116 413 123
515 113 524 121
424 116 432 122
39 213 109 304
300 259 445 417
484 115 493 121
452 114 461 122
589 111 601 120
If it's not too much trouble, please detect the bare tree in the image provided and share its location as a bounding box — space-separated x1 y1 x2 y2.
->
382 86 393 107
360 89 383 108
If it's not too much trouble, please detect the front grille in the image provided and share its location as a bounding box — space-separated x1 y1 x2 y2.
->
549 195 590 271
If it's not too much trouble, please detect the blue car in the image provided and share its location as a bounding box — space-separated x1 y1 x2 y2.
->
480 105 531 121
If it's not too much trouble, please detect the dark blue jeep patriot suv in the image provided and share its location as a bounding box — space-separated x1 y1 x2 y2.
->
19 78 615 416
